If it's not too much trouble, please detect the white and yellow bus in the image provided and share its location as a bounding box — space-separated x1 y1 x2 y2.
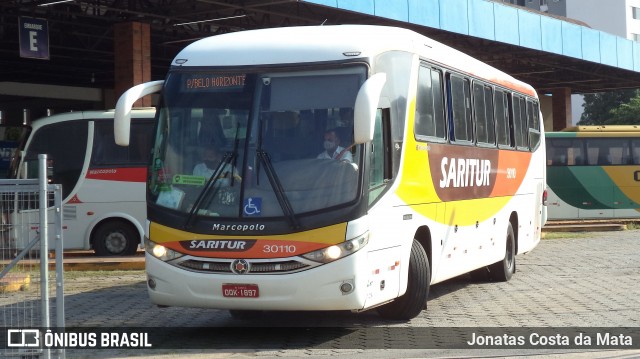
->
115 25 546 320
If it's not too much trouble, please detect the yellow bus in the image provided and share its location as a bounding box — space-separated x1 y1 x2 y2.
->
114 25 546 320
546 125 640 219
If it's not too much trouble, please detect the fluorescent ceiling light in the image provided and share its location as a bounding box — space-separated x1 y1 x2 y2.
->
174 14 246 26
38 0 74 6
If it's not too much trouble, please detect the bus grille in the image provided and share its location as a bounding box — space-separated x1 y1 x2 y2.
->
177 259 309 274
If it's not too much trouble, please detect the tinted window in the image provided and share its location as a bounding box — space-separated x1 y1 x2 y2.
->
494 90 511 147
415 66 446 140
26 121 88 198
513 95 528 149
473 83 495 145
586 138 630 165
449 75 473 142
92 120 154 166
632 139 640 164
546 138 585 166
528 100 541 150
369 109 390 205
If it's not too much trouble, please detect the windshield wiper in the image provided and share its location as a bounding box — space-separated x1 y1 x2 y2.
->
184 152 235 229
256 150 299 229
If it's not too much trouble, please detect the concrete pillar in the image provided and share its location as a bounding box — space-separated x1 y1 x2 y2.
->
551 87 572 131
539 95 553 132
113 22 151 108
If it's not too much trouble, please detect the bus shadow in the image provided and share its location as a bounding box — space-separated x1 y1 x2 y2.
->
428 273 478 301
0 274 486 352
1 272 481 327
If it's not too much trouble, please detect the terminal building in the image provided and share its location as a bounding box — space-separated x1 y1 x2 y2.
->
2 0 640 131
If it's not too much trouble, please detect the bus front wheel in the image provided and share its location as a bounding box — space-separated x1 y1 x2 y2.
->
377 239 430 320
93 221 139 256
488 222 515 282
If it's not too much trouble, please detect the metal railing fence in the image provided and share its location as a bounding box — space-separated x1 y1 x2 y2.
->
0 155 64 358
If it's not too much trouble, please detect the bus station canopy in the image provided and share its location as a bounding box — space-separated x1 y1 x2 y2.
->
2 0 640 96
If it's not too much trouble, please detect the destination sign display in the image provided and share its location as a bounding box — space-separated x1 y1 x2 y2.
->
181 74 246 92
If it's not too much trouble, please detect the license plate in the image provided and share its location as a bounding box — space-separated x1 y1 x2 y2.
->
222 284 259 298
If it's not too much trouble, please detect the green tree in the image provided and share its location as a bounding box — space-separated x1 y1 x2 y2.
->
608 96 640 124
579 89 638 125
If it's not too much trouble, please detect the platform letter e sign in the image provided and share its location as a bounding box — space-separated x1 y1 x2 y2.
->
7 329 40 347
29 30 38 51
19 17 49 60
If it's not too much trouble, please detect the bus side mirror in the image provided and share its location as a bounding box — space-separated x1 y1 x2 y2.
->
353 73 386 144
114 80 164 146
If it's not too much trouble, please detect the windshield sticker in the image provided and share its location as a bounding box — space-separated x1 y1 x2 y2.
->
156 187 185 209
243 197 262 217
172 174 206 186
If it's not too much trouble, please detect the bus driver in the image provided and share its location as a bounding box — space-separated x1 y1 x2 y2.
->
193 146 241 186
317 128 353 163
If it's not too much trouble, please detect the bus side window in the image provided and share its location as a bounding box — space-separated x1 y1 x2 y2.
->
632 139 640 164
93 120 154 167
415 66 446 141
93 122 128 165
130 121 155 164
494 89 510 148
369 108 391 206
448 74 473 143
27 121 88 199
513 95 528 150
473 82 495 146
527 100 541 151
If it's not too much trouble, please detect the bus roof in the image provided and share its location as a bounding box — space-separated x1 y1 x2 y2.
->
561 125 640 132
29 108 155 130
547 125 640 138
172 25 536 97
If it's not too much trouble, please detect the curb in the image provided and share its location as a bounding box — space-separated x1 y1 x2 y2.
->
61 257 145 271
543 223 627 233
1 256 144 293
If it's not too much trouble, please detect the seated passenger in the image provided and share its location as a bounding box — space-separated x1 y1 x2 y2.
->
317 128 353 163
193 146 241 185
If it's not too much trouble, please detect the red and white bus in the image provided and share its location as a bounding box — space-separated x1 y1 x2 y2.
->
8 109 155 256
115 25 546 319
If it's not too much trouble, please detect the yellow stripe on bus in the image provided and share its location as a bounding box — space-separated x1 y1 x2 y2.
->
149 221 347 245
603 167 640 205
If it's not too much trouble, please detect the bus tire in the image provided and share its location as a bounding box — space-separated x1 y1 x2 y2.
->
489 222 515 282
93 220 139 256
229 310 263 320
377 239 430 320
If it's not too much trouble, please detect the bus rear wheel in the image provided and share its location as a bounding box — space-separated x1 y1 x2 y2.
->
488 222 515 282
377 239 430 320
93 221 139 256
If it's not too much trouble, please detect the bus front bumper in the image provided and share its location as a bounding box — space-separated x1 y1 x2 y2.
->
144 252 370 311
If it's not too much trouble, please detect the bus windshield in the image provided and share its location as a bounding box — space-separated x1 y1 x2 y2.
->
149 66 366 221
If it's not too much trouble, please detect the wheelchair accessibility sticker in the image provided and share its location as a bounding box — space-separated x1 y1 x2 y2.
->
243 197 262 216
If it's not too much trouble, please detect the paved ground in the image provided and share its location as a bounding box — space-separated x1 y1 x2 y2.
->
2 229 640 358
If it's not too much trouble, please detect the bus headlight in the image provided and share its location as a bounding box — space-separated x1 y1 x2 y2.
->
144 237 183 261
302 234 369 263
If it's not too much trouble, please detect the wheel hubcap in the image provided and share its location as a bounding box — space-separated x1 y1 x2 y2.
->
506 236 514 271
104 231 127 254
